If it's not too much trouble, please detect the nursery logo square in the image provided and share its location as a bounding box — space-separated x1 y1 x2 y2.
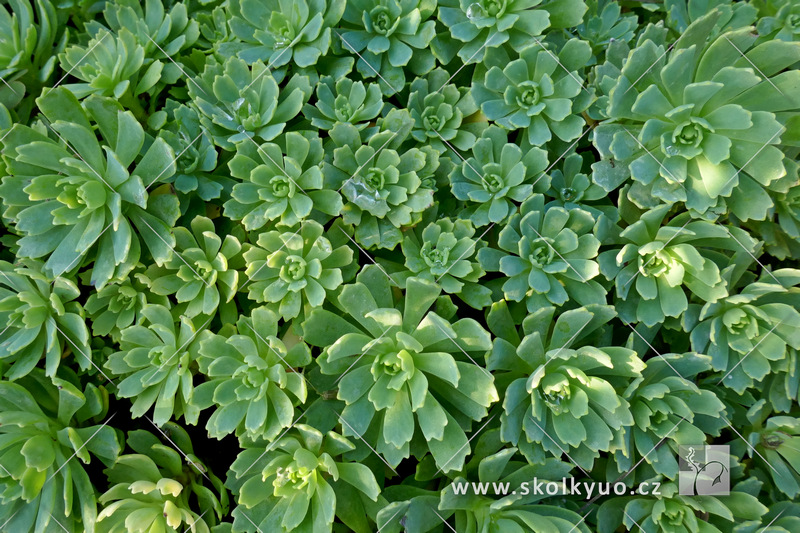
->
678 445 730 495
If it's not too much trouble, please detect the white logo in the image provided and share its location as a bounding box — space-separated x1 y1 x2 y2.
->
678 445 730 495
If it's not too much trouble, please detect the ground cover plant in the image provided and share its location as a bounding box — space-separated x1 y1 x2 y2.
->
2 0 800 531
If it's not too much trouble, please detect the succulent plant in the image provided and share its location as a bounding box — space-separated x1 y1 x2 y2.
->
98 425 227 533
150 101 224 215
592 12 800 221
402 214 492 309
194 307 310 441
597 205 750 326
472 39 593 146
228 424 380 532
59 28 164 111
188 56 311 150
0 370 121 533
0 0 64 107
478 194 605 310
436 0 588 64
339 0 437 94
407 67 481 152
224 131 342 229
84 268 166 339
326 121 437 249
142 216 245 322
757 0 800 41
86 0 200 65
488 302 643 469
302 75 384 131
688 269 800 393
305 270 497 471
598 480 768 533
0 259 91 380
221 0 345 68
242 220 353 322
0 87 180 289
105 305 207 426
449 126 549 226
615 352 726 480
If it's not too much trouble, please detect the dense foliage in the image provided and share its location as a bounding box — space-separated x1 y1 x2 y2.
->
1 0 800 531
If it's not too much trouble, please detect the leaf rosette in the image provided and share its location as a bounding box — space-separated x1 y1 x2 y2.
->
478 194 605 310
243 220 353 322
449 126 549 226
224 131 342 229
0 88 179 289
228 424 380 533
304 270 497 471
193 307 310 441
